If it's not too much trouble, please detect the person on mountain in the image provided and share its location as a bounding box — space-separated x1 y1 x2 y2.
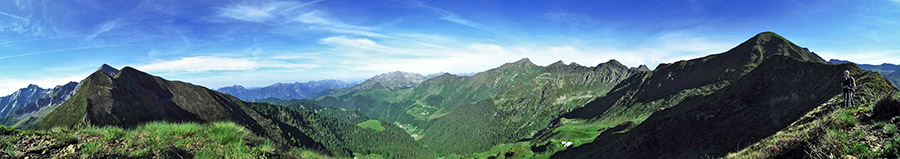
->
841 70 856 107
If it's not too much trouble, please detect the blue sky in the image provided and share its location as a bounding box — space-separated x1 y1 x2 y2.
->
1 0 899 95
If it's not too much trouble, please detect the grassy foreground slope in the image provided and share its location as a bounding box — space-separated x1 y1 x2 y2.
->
0 122 332 158
35 65 434 158
728 76 900 158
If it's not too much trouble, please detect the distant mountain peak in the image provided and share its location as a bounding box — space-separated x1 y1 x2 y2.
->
549 60 566 67
636 65 651 71
500 58 538 69
350 71 426 91
605 59 625 67
829 59 852 64
596 59 626 69
723 31 825 63
98 64 120 77
515 58 532 63
226 85 246 89
26 84 40 89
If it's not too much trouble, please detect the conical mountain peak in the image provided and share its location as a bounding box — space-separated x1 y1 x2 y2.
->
499 58 538 69
351 71 427 91
549 60 566 67
637 65 651 71
98 64 120 77
725 31 825 63
597 59 626 68
25 84 40 89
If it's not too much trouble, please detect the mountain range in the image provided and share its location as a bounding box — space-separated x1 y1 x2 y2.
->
829 59 900 89
2 31 899 158
216 79 351 101
35 65 434 158
314 58 649 155
0 82 79 130
829 59 900 73
551 32 894 158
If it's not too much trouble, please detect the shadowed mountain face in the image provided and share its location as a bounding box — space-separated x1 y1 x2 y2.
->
554 56 894 158
550 32 889 158
216 79 351 101
564 32 827 120
36 65 434 158
0 82 79 130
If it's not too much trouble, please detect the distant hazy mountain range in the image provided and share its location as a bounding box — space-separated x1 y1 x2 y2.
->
218 71 469 102
216 80 352 101
350 71 427 91
829 59 900 89
829 59 900 73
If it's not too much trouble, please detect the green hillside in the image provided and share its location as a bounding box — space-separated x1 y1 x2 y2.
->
33 65 435 159
884 71 900 89
554 56 896 158
7 31 894 158
314 59 647 155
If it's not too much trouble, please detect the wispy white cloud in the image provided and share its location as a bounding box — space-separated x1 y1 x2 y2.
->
216 1 386 37
136 56 320 74
85 19 120 41
0 45 134 60
414 2 490 31
318 36 388 50
541 12 599 27
0 10 28 21
0 37 66 47
315 31 736 75
294 10 388 37
217 3 280 22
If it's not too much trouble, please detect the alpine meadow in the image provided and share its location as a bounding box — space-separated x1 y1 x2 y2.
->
2 0 900 159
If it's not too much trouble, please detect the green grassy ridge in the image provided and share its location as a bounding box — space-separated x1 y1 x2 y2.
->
473 77 728 158
727 76 900 158
74 122 279 158
254 98 370 124
552 57 895 158
245 102 436 159
0 122 319 158
32 66 432 159
356 120 385 131
37 74 95 130
313 59 644 155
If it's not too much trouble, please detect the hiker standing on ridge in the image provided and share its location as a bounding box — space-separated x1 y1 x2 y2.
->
841 70 857 107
